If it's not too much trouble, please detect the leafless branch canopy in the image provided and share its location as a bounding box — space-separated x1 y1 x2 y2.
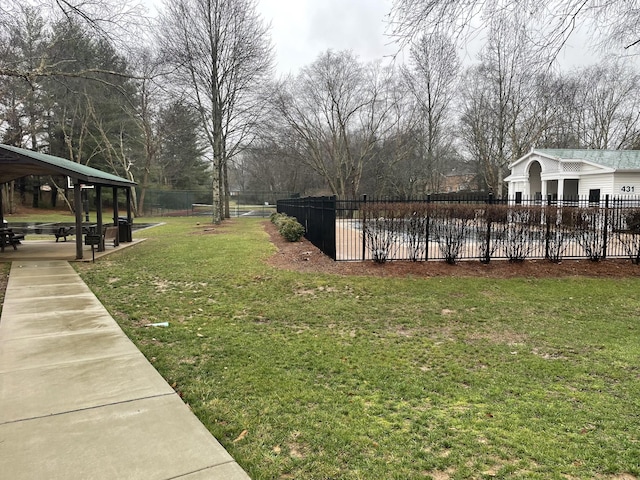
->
0 0 149 81
389 0 640 61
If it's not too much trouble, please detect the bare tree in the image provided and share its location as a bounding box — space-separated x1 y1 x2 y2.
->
230 139 323 196
572 60 640 149
271 50 400 199
402 34 460 194
529 74 581 149
458 15 542 196
358 82 420 198
124 47 166 215
158 0 273 223
389 0 640 62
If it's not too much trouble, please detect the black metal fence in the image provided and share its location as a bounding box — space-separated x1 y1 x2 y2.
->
277 196 336 260
278 194 640 263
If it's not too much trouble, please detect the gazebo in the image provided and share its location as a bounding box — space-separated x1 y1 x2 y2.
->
0 144 137 260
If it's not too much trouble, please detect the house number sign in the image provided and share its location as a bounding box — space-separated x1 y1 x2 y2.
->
620 186 636 193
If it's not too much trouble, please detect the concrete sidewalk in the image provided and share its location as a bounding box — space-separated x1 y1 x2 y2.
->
0 260 250 480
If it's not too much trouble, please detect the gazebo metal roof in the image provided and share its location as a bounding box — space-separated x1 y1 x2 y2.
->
0 144 136 187
0 144 136 260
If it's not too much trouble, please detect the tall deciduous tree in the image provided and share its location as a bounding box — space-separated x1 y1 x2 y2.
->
572 60 640 150
459 15 543 196
402 34 460 194
123 46 167 215
271 50 400 199
158 0 273 223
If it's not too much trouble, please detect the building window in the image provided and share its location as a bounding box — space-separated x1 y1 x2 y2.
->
588 189 601 204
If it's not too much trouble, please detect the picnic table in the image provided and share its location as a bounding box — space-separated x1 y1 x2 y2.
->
0 228 25 252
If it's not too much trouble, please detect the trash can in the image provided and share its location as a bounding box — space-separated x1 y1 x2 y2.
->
117 217 132 243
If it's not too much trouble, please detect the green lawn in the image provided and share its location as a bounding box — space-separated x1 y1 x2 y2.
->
74 218 640 480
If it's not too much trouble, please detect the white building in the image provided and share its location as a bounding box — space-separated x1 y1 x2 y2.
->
505 148 640 202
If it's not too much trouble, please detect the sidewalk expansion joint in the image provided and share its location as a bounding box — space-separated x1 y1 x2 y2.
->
166 460 240 479
0 392 177 426
0 351 145 374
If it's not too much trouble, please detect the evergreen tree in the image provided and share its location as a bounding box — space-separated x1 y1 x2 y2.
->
155 100 209 190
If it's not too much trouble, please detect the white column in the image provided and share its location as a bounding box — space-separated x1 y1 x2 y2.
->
541 180 548 202
557 178 565 205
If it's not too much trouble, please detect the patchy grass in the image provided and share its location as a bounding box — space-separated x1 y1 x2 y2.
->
74 218 640 480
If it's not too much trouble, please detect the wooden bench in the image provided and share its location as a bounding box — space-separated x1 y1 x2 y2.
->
103 226 119 248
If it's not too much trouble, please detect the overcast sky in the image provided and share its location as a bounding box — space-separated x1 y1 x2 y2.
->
254 0 614 75
147 0 614 75
256 0 397 75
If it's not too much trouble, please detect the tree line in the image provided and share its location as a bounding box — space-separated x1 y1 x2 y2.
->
2 0 640 221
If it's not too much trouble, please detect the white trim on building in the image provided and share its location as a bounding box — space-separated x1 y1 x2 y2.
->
505 148 640 201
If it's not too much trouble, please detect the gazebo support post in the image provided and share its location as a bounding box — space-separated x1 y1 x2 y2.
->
74 179 83 260
126 188 133 241
0 183 4 226
113 187 119 242
96 186 104 251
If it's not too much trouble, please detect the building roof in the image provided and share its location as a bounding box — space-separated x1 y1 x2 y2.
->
0 144 137 187
534 149 640 170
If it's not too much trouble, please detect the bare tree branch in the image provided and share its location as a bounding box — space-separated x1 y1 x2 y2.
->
389 0 640 62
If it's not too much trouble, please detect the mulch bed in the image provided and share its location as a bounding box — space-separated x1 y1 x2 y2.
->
263 221 640 279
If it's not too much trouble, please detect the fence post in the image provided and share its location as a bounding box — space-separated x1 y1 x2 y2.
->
425 195 431 261
329 196 337 260
545 195 552 260
484 194 493 263
361 194 367 262
425 214 430 262
603 194 609 259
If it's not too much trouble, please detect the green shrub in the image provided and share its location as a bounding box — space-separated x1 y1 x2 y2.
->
278 217 305 242
270 212 290 229
270 212 282 223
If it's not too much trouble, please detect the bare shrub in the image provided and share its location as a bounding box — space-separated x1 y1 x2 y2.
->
569 207 606 261
362 203 405 263
476 204 508 263
504 206 540 262
544 207 570 263
405 203 430 262
617 208 640 264
432 204 476 264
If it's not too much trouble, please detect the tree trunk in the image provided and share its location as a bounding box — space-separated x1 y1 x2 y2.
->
212 156 222 224
223 161 230 219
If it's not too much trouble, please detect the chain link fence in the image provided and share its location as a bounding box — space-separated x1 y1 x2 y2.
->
141 190 296 218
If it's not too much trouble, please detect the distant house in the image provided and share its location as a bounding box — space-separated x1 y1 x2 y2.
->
505 148 640 202
436 162 477 194
440 172 476 193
